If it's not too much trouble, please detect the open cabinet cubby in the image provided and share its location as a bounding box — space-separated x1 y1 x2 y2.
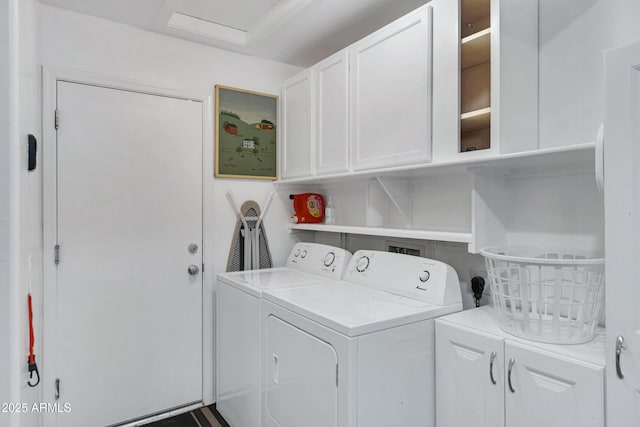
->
460 0 491 153
283 175 473 245
280 143 599 253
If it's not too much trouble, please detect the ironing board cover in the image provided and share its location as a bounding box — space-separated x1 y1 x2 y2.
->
226 200 273 272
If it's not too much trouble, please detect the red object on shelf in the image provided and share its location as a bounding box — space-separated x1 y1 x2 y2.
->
290 193 325 224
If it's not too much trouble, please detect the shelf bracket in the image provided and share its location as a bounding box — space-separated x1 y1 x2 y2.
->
374 176 411 227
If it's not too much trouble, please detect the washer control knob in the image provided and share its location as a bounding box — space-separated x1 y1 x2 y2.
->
323 252 336 267
301 250 308 258
294 249 301 257
356 256 370 273
419 270 430 283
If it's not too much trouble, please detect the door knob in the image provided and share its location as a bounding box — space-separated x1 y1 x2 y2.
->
187 265 200 276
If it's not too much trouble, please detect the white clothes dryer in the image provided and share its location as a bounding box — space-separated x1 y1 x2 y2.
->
261 250 463 427
216 242 352 427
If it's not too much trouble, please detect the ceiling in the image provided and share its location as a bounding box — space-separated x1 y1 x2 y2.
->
38 0 429 66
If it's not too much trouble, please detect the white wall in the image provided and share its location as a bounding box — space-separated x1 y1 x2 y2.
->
23 4 302 420
539 0 640 147
0 0 12 425
1 0 25 426
17 0 41 426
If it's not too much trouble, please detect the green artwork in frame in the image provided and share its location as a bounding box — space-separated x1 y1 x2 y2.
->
215 85 278 180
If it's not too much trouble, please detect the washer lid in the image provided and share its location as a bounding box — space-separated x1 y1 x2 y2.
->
263 282 462 337
218 267 329 297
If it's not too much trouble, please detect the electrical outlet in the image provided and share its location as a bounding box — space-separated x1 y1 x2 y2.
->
469 269 490 296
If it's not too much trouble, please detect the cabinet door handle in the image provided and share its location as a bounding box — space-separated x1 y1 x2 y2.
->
507 357 516 393
489 351 497 385
273 353 280 384
616 335 626 380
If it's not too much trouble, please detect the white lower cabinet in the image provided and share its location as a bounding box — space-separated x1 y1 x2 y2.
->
436 307 605 427
505 341 604 427
436 321 504 427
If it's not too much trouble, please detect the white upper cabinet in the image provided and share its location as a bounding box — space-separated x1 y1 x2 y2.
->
432 0 539 161
315 50 350 175
281 69 314 179
349 6 433 171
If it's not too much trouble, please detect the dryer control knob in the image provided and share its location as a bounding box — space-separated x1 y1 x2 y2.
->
323 252 336 267
294 249 301 257
419 270 431 283
301 250 308 258
356 256 370 273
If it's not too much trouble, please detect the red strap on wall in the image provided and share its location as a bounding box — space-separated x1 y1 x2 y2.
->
28 295 34 363
27 294 39 387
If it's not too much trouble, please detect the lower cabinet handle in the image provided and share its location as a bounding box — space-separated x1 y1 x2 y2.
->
616 335 626 380
273 353 280 384
489 351 497 385
507 357 516 393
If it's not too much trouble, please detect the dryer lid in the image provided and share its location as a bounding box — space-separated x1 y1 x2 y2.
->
218 267 328 297
263 282 461 337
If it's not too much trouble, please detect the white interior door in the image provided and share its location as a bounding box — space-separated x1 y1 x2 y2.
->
605 41 640 426
266 315 338 427
53 81 203 426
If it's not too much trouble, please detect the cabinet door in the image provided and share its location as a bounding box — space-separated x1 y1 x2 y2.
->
435 321 505 427
604 42 640 426
505 341 604 427
315 50 349 175
350 5 432 171
281 69 314 178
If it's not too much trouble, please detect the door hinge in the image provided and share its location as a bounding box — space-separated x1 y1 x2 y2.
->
54 244 60 265
54 109 59 130
202 264 205 273
55 378 60 400
336 364 339 387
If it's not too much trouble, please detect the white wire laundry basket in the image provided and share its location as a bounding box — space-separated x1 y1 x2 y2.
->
480 247 605 344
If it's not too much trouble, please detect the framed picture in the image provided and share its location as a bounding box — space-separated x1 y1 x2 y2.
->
215 85 279 180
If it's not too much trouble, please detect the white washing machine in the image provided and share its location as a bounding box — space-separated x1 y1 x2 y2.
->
260 250 463 427
216 242 352 427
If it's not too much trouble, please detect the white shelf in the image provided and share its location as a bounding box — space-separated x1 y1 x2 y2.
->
275 143 596 186
461 107 491 133
288 223 472 244
461 27 491 69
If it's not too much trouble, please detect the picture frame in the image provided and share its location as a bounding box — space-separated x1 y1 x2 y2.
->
214 85 279 180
